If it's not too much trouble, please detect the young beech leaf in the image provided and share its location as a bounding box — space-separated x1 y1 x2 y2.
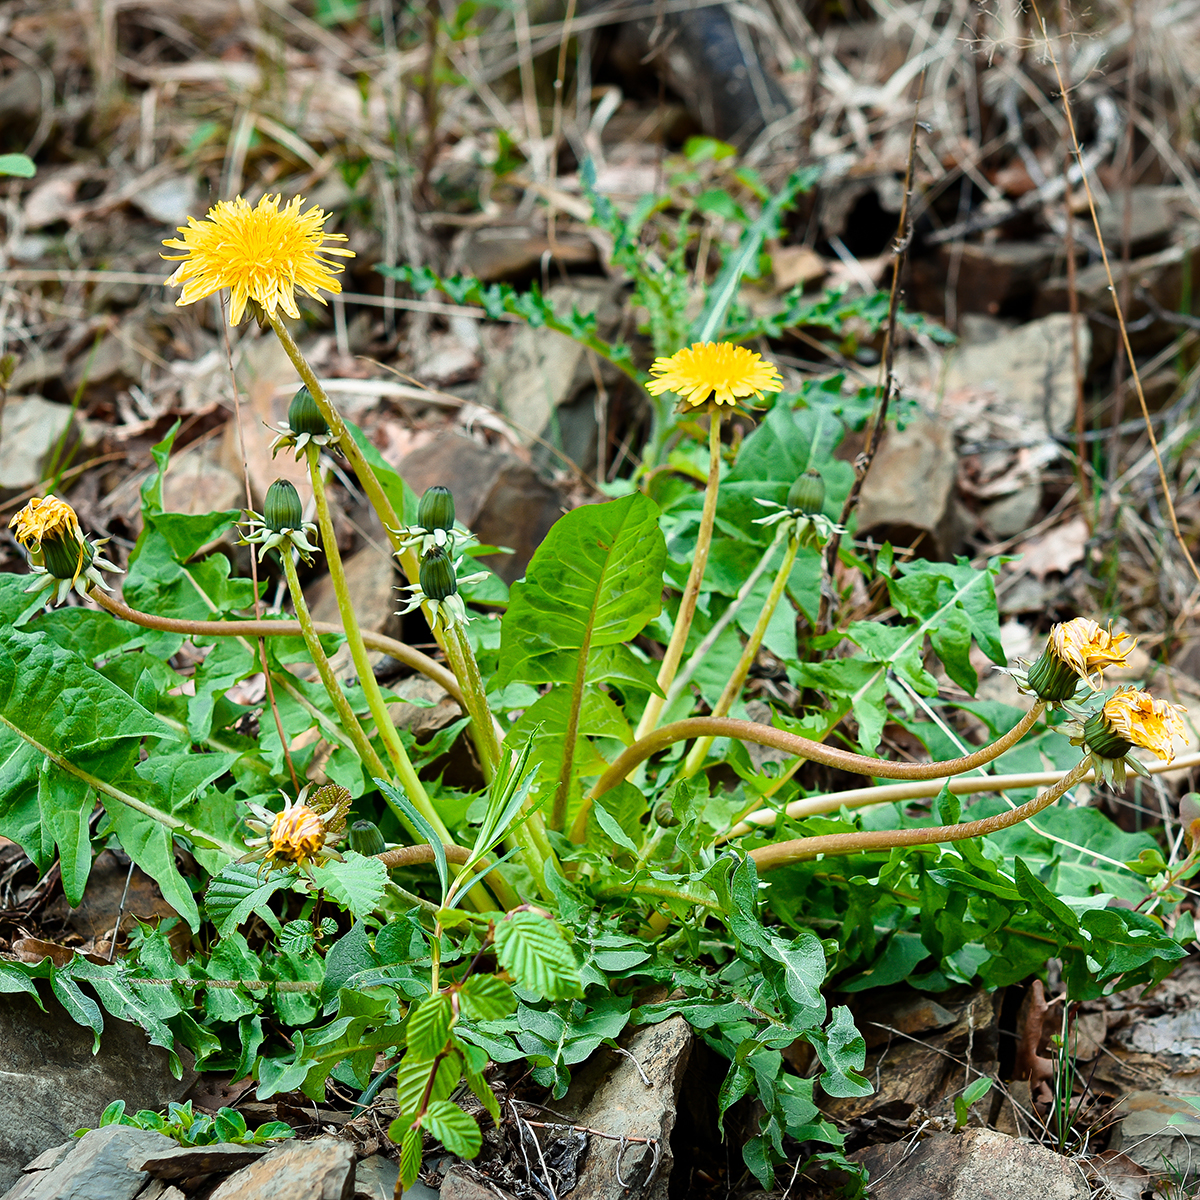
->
459 974 516 1023
406 993 453 1059
493 911 583 1000
394 1050 462 1118
310 852 387 920
423 1100 482 1158
399 1125 423 1191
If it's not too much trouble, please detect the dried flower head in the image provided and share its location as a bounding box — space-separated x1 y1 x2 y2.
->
1066 686 1188 788
646 342 783 410
162 194 354 325
241 785 347 877
8 495 122 607
1049 618 1136 687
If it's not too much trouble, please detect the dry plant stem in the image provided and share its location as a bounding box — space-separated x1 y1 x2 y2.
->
305 445 437 827
749 760 1092 871
1030 0 1200 589
634 412 723 742
90 592 464 705
581 704 1045 827
278 550 390 783
727 748 1200 837
681 535 800 777
818 75 924 633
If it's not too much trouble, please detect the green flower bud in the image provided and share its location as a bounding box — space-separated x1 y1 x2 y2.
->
653 801 680 827
348 820 387 857
418 485 456 532
787 469 826 515
419 546 458 601
1025 650 1080 703
42 531 92 580
264 479 304 532
287 386 330 438
1082 708 1133 761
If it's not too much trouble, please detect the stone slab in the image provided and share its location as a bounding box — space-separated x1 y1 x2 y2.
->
1 1126 176 1200
206 1137 355 1200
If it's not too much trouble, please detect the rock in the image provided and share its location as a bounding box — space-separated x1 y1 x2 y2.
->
1109 1091 1200 1179
851 1128 1090 1200
938 241 1059 316
1091 186 1182 256
138 1143 269 1179
7 349 65 394
0 992 194 1193
352 1154 402 1199
398 433 565 583
439 1166 515 1200
206 1137 355 1200
1 1126 177 1200
0 396 77 490
1035 232 1200 363
160 438 244 520
855 417 968 558
132 176 199 228
387 675 462 738
562 1016 693 1200
981 488 1040 539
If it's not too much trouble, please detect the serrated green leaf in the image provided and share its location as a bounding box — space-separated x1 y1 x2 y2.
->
310 852 388 920
204 862 291 937
423 1101 481 1158
394 1050 462 1116
493 911 583 1000
459 975 516 1022
399 1125 423 1190
406 993 453 1059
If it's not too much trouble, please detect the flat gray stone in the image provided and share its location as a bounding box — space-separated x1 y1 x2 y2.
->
851 1129 1090 1200
1110 1091 1200 1180
206 1137 355 1200
562 1016 693 1200
0 396 75 490
0 992 194 1193
138 1143 269 1179
1 1126 176 1200
352 1154 402 1200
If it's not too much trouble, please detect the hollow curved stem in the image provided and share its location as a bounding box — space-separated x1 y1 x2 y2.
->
91 591 464 706
278 549 392 786
681 535 800 777
306 445 431 804
593 878 723 912
633 410 723 742
442 620 500 779
577 704 1045 839
724 748 1200 839
749 759 1091 871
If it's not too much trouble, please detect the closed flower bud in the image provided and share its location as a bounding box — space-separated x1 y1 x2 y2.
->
653 801 680 827
787 469 825 515
418 485 456 532
264 479 304 532
1082 708 1133 761
348 820 386 857
419 546 458 601
42 528 92 580
287 386 330 438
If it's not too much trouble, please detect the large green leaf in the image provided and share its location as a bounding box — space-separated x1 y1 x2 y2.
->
496 492 665 688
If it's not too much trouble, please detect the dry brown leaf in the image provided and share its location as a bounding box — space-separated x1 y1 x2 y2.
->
1014 516 1089 581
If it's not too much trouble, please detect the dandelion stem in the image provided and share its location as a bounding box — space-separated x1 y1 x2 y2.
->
748 760 1091 870
633 410 723 742
681 534 800 777
305 445 438 828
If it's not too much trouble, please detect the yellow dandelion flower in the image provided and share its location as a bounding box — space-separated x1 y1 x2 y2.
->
1049 618 1136 686
1102 687 1186 764
9 495 83 554
240 784 348 877
162 194 355 325
646 342 783 409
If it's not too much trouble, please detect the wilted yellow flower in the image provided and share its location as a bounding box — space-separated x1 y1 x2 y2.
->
646 342 783 409
241 785 348 877
1049 618 1136 687
1102 687 1186 764
162 194 354 325
9 495 83 556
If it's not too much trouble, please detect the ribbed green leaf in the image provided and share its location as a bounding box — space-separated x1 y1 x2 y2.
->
493 911 582 1000
423 1101 481 1158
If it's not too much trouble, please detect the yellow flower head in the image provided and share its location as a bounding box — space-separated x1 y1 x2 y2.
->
1102 687 1187 764
9 495 83 554
1048 618 1136 687
162 194 355 325
646 342 783 409
241 784 349 877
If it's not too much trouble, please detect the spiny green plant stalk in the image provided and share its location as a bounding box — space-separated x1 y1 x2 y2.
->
305 444 434 814
681 533 800 777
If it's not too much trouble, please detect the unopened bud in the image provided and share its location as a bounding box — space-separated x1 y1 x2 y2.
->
348 820 387 857
418 485 456 532
42 531 91 580
787 469 825 515
287 386 330 438
264 479 304 532
419 546 458 601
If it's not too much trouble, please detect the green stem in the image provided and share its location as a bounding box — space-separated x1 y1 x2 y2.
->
279 549 392 788
749 759 1092 871
682 535 799 777
442 621 500 780
633 409 723 742
306 445 440 830
593 877 723 912
0 712 242 858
